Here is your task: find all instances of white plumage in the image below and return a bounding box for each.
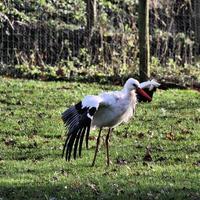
[91,89,137,128]
[62,78,156,166]
[140,79,160,91]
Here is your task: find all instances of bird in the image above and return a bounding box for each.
[61,78,152,166]
[138,79,160,102]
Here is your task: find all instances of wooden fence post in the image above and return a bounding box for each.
[138,0,150,81]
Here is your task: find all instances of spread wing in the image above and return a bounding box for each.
[61,95,105,161]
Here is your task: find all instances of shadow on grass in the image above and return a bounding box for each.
[1,184,199,200]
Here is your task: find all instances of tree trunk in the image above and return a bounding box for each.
[193,0,200,55]
[85,0,97,39]
[85,0,97,64]
[138,0,150,82]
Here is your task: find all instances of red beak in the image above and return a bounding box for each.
[136,88,152,102]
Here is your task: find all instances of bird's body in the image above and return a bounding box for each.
[61,78,155,166]
[90,89,136,129]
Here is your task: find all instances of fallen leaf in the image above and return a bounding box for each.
[49,197,57,200]
[27,169,35,173]
[156,156,166,162]
[138,132,145,139]
[147,192,153,197]
[155,145,164,151]
[102,171,109,176]
[87,183,99,194]
[16,100,23,105]
[57,86,71,90]
[166,132,175,140]
[143,147,153,162]
[60,169,68,176]
[143,162,148,166]
[160,108,167,114]
[174,157,182,162]
[147,130,154,138]
[135,144,143,149]
[4,138,16,146]
[52,176,59,181]
[116,157,128,165]
[181,128,192,134]
[193,161,200,167]
[38,112,45,118]
[123,132,130,138]
[88,136,96,141]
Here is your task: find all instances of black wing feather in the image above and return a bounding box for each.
[62,133,71,158]
[85,126,91,150]
[62,102,97,161]
[79,126,86,157]
[73,127,84,159]
[85,107,96,149]
[66,127,79,161]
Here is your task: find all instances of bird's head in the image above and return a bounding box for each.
[124,78,152,102]
[124,78,140,91]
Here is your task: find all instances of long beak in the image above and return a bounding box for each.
[136,88,152,102]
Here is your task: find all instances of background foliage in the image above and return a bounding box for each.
[0,0,200,85]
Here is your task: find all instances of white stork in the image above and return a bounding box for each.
[61,78,158,166]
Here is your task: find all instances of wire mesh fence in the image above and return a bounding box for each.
[0,0,199,79]
[150,0,197,65]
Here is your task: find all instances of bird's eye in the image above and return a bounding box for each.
[132,83,137,87]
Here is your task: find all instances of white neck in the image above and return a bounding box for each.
[122,88,136,97]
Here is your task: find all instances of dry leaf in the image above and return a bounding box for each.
[116,158,128,165]
[193,161,200,167]
[143,147,153,162]
[156,156,166,162]
[87,183,99,194]
[4,138,16,146]
[88,136,97,141]
[138,132,145,139]
[166,132,175,140]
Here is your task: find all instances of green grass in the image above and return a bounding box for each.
[0,77,200,200]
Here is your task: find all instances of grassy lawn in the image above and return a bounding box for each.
[0,77,200,200]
